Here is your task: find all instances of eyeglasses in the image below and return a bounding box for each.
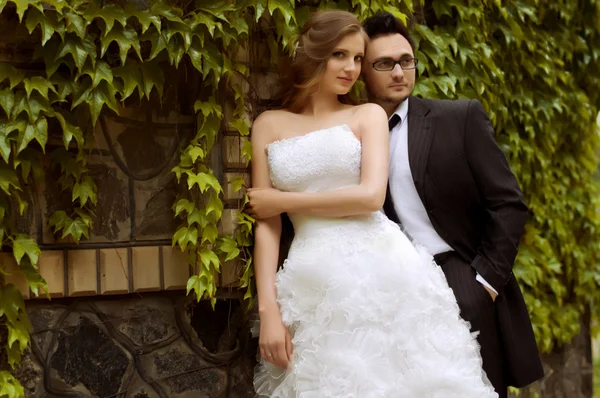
[372,58,418,71]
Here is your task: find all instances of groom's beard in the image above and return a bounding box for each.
[366,87,411,110]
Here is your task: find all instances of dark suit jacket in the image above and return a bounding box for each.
[383,96,544,387]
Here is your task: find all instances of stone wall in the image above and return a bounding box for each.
[12,294,257,398]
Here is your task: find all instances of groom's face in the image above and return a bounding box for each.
[363,33,416,107]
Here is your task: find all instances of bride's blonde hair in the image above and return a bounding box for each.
[278,10,368,111]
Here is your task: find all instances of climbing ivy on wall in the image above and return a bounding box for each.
[0,0,598,396]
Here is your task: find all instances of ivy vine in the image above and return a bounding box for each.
[0,0,599,397]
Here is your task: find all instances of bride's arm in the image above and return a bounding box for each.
[251,113,282,314]
[250,112,293,369]
[250,104,389,218]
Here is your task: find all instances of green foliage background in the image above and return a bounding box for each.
[0,0,598,396]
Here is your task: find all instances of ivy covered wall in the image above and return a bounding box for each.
[0,0,599,396]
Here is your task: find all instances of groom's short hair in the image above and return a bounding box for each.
[363,12,415,52]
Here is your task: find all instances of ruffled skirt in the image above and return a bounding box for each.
[254,212,498,397]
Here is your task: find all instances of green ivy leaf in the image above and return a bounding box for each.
[228,13,249,36]
[23,76,57,100]
[268,0,295,24]
[192,11,222,37]
[11,91,50,122]
[48,210,69,233]
[186,274,207,301]
[17,117,48,154]
[33,38,63,79]
[241,139,252,165]
[0,283,25,324]
[72,175,97,206]
[199,247,220,271]
[142,28,169,61]
[173,225,198,249]
[79,60,113,89]
[100,25,142,65]
[5,339,22,369]
[6,310,31,354]
[139,60,165,99]
[184,145,205,163]
[188,35,204,72]
[206,192,223,219]
[201,222,218,244]
[12,233,40,265]
[230,118,249,136]
[187,208,209,228]
[19,256,48,298]
[174,198,194,217]
[229,175,246,193]
[0,370,25,397]
[186,171,222,193]
[56,34,96,70]
[83,2,128,35]
[0,88,15,116]
[25,7,65,45]
[0,62,26,89]
[164,20,192,52]
[198,42,223,82]
[61,9,87,38]
[15,146,42,181]
[0,162,21,195]
[74,208,92,228]
[195,111,220,150]
[41,0,69,13]
[61,216,89,242]
[113,61,142,100]
[72,79,120,126]
[194,97,222,118]
[10,0,35,22]
[54,110,85,148]
[150,1,184,22]
[219,236,240,261]
[124,3,161,34]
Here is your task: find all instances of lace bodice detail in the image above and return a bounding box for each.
[267,124,361,193]
[266,123,392,253]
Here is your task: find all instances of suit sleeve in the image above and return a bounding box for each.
[464,99,529,294]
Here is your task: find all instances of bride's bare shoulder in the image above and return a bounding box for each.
[353,103,387,119]
[253,110,293,131]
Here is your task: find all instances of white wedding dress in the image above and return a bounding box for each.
[254,124,498,398]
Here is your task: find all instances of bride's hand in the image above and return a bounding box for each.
[247,187,284,219]
[259,309,294,369]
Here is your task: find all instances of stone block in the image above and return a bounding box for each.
[38,251,65,298]
[161,246,189,291]
[99,248,129,295]
[132,246,161,292]
[222,135,250,169]
[221,260,241,288]
[220,209,238,236]
[67,250,97,297]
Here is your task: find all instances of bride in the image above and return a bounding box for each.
[248,10,498,398]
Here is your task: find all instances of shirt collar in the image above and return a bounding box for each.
[390,99,409,123]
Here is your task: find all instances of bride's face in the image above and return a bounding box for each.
[320,32,365,95]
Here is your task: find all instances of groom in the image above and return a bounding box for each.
[361,12,543,396]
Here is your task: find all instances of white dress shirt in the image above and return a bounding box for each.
[388,100,498,295]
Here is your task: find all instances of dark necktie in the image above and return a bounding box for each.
[388,114,401,131]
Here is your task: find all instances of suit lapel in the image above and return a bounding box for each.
[407,96,434,204]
